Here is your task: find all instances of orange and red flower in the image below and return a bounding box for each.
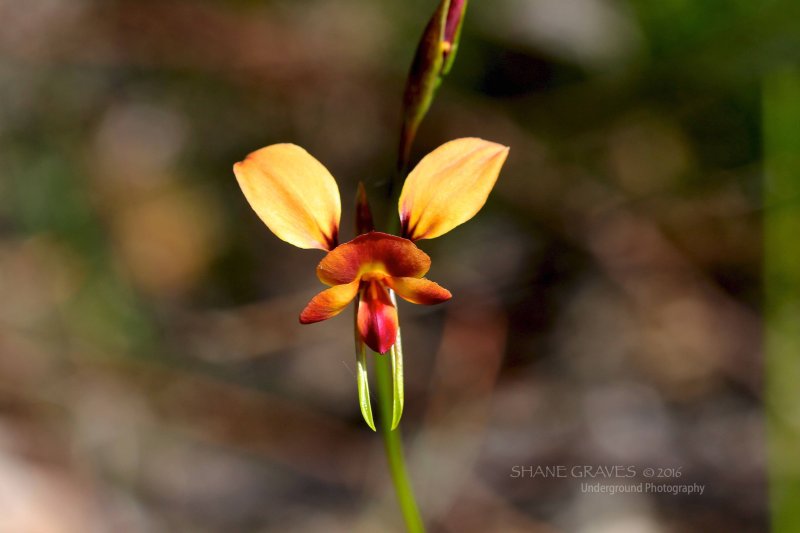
[234,137,508,354]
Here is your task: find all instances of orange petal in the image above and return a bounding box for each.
[357,280,398,354]
[299,279,360,324]
[316,232,431,286]
[234,143,341,250]
[384,276,452,305]
[399,137,509,240]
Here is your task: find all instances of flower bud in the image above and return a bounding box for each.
[398,0,468,171]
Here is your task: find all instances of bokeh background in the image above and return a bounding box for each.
[1,0,788,531]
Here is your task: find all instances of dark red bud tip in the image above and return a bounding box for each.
[444,0,466,45]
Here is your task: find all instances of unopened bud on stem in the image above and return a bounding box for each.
[398,0,468,173]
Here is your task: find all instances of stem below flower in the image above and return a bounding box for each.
[375,350,425,533]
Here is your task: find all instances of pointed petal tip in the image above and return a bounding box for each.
[374,340,394,355]
[298,311,317,324]
[362,333,394,355]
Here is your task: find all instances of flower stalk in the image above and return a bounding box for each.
[375,343,424,533]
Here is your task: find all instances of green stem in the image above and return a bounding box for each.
[764,67,800,533]
[375,352,425,533]
[377,10,437,524]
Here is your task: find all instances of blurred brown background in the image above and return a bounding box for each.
[0,0,781,531]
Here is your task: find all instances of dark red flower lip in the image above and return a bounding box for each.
[358,280,398,354]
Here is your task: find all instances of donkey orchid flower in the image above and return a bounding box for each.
[234,137,509,355]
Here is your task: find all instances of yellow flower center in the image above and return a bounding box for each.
[359,262,389,282]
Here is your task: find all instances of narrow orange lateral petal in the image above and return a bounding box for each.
[357,280,398,354]
[384,276,452,305]
[316,232,431,286]
[234,143,341,250]
[299,279,360,324]
[399,137,509,241]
